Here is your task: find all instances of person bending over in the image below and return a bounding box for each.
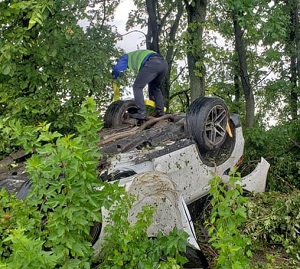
[112,49,168,120]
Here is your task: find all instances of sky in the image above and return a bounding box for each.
[113,0,146,52]
[78,0,142,51]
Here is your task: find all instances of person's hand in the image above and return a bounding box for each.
[111,70,118,80]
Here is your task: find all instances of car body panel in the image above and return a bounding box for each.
[96,125,270,254]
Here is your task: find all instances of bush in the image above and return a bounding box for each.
[0,98,123,268]
[0,97,189,268]
[206,170,252,269]
[245,190,300,261]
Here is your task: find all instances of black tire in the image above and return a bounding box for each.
[103,100,123,128]
[104,100,138,128]
[186,97,229,152]
[90,222,102,245]
[16,179,32,200]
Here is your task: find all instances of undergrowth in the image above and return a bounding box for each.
[206,170,252,269]
[0,97,188,268]
[245,190,300,262]
[199,170,300,269]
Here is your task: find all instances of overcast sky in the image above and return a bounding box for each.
[113,0,146,52]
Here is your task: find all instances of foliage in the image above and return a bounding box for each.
[0,0,119,138]
[0,188,55,268]
[0,98,124,268]
[0,97,190,268]
[243,120,300,191]
[198,170,300,268]
[108,0,299,128]
[97,194,188,268]
[245,190,300,261]
[205,0,300,127]
[206,171,252,269]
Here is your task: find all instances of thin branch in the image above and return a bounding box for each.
[120,30,147,39]
[170,65,187,85]
[170,89,189,100]
[289,137,300,149]
[99,115,175,146]
[277,175,295,190]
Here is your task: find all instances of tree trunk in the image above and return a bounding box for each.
[232,12,255,127]
[297,1,300,98]
[144,0,183,111]
[162,1,184,109]
[234,72,241,103]
[288,0,299,120]
[146,0,159,52]
[184,0,207,102]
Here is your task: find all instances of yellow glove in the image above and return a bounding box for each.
[112,82,120,102]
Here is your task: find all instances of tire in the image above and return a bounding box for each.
[186,97,229,152]
[104,100,138,128]
[16,179,32,200]
[90,222,102,245]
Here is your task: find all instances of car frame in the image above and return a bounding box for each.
[93,96,270,267]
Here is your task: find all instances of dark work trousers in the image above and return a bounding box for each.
[132,55,168,117]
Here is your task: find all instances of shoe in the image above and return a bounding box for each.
[136,119,147,126]
[151,112,165,118]
[129,113,146,120]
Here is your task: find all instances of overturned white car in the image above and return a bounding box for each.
[5,96,269,268]
[93,96,270,268]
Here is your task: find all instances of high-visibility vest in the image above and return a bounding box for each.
[127,50,155,72]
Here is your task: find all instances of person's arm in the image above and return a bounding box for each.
[112,54,128,79]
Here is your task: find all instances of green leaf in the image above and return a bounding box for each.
[2,65,11,75]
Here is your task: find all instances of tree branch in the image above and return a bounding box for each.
[120,30,147,39]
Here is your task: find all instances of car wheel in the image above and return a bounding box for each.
[90,222,102,245]
[103,100,138,128]
[16,179,32,200]
[186,97,229,152]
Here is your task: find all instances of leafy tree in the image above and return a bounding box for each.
[285,0,300,120]
[183,0,207,102]
[0,98,124,268]
[252,0,299,125]
[0,0,120,136]
[207,0,271,127]
[207,0,300,128]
